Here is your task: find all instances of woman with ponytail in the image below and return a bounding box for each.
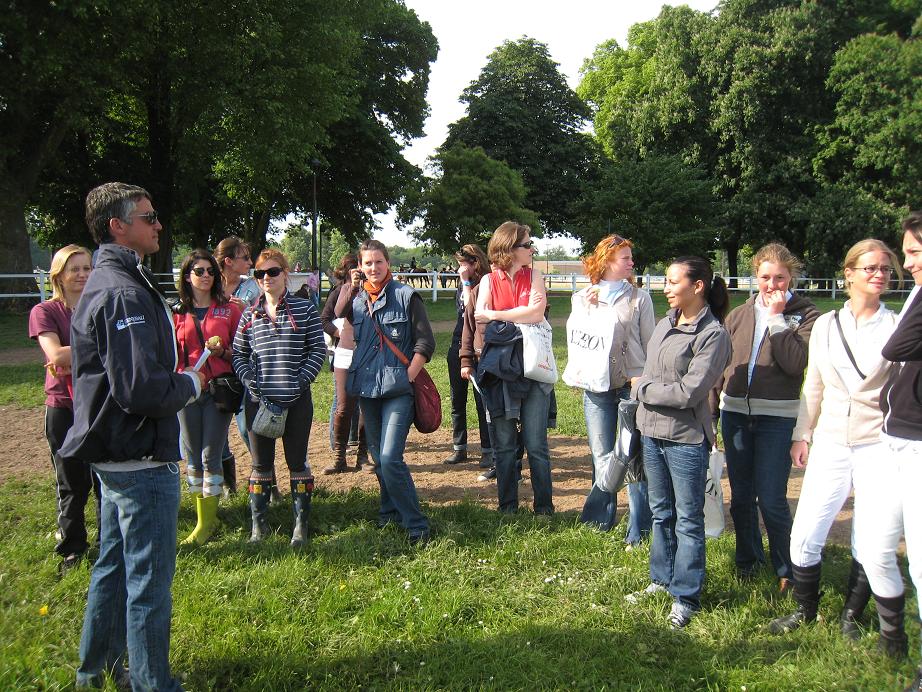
[626,256,731,629]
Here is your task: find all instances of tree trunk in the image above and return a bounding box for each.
[146,54,175,276]
[0,194,41,310]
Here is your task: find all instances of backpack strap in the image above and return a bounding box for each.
[833,310,866,380]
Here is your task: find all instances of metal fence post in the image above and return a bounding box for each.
[431,273,437,301]
[38,270,47,302]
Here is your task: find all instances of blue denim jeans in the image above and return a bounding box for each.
[721,411,796,578]
[492,380,554,514]
[360,394,429,536]
[178,392,232,495]
[77,463,183,692]
[581,388,652,537]
[642,436,708,611]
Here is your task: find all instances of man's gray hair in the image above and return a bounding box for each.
[85,182,151,244]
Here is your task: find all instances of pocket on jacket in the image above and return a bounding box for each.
[380,313,409,346]
[381,365,412,397]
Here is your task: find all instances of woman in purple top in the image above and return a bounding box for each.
[28,244,97,572]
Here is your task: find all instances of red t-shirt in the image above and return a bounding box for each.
[174,301,243,383]
[28,300,73,409]
[489,267,532,311]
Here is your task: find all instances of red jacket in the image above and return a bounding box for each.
[174,301,243,384]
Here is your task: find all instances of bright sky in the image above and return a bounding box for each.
[373,0,717,253]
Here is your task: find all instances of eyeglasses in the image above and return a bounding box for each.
[608,234,626,248]
[854,265,893,276]
[513,241,535,249]
[128,211,159,225]
[189,266,216,277]
[254,266,283,280]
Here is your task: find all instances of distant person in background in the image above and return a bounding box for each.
[565,234,655,540]
[719,244,819,590]
[233,249,326,546]
[173,250,242,545]
[627,256,730,629]
[214,235,261,496]
[29,243,98,573]
[445,244,493,467]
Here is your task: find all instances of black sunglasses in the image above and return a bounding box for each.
[128,211,159,225]
[513,240,535,249]
[254,266,283,280]
[189,266,216,277]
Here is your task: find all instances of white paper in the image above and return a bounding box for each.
[192,348,211,372]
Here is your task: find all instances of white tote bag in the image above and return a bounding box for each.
[704,447,726,539]
[562,304,614,392]
[517,318,558,384]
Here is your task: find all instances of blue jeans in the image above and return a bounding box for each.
[643,436,708,611]
[581,388,652,537]
[492,380,554,514]
[721,411,796,578]
[360,394,429,536]
[77,463,183,692]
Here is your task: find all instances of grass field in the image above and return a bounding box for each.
[1,291,919,690]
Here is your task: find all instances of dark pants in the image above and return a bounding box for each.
[45,405,100,557]
[245,392,313,475]
[447,337,491,452]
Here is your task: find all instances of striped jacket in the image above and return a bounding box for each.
[232,290,326,407]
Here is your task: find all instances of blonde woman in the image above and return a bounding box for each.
[565,234,655,539]
[28,244,97,572]
[769,239,900,638]
[720,244,820,587]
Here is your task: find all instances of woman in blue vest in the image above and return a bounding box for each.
[346,239,435,544]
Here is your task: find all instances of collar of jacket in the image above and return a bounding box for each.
[95,243,164,298]
[483,320,523,344]
[667,304,712,332]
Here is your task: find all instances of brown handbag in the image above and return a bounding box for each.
[367,301,442,434]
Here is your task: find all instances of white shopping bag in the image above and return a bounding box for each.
[517,318,557,384]
[704,447,726,539]
[562,304,614,392]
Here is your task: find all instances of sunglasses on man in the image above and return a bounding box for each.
[253,266,284,280]
[128,211,159,225]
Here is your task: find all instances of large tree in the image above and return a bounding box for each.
[443,37,593,235]
[398,143,540,253]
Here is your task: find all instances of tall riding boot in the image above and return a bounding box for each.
[290,475,314,548]
[355,421,369,471]
[248,476,273,542]
[840,558,872,640]
[769,563,822,634]
[323,407,352,474]
[222,454,238,498]
[183,495,221,546]
[876,592,909,659]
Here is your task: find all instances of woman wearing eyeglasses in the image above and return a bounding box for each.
[173,250,243,545]
[233,249,326,546]
[445,244,493,467]
[719,244,820,589]
[29,244,98,572]
[564,234,655,538]
[474,222,554,515]
[768,239,900,639]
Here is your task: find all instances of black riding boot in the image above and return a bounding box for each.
[840,558,872,640]
[290,475,314,548]
[222,454,238,497]
[876,593,908,659]
[248,476,272,542]
[769,563,822,634]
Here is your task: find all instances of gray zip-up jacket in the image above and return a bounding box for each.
[632,305,731,445]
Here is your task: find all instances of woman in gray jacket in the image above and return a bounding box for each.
[626,256,731,629]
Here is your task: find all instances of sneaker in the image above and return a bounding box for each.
[667,602,694,630]
[625,582,667,604]
[478,466,496,482]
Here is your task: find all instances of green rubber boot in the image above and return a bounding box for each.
[182,494,221,546]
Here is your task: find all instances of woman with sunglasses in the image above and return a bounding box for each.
[474,222,554,515]
[173,250,243,545]
[719,244,820,589]
[233,249,326,546]
[767,239,900,640]
[29,244,98,572]
[343,239,435,544]
[564,234,655,538]
[444,244,493,468]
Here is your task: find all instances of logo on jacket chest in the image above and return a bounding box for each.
[784,314,803,329]
[211,307,232,319]
[116,315,146,330]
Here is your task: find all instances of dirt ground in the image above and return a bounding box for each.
[0,404,854,547]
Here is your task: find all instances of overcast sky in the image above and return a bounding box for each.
[373,0,717,252]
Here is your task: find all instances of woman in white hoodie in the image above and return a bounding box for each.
[768,239,901,638]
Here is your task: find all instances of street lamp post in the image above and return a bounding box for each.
[311,169,318,271]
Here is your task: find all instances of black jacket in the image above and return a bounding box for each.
[476,321,532,420]
[881,288,922,440]
[59,244,197,464]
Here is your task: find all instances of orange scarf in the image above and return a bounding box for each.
[364,270,393,304]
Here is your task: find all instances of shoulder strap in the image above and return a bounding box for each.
[366,299,410,367]
[833,310,866,380]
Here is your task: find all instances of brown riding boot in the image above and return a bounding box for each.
[323,405,353,474]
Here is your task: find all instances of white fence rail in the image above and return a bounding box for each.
[2,271,915,303]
